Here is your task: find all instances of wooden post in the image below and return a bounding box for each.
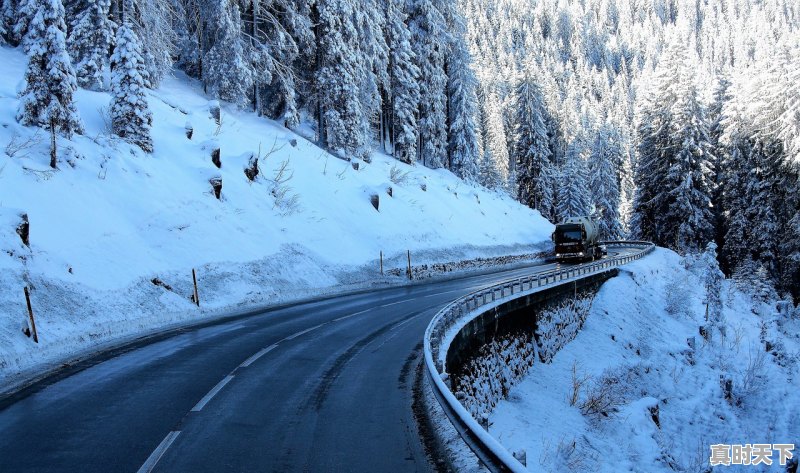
[192,269,200,307]
[406,250,412,280]
[49,120,57,169]
[380,251,383,275]
[24,287,38,343]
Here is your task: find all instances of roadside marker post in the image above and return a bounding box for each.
[24,286,39,343]
[407,250,412,280]
[192,269,200,307]
[380,251,383,275]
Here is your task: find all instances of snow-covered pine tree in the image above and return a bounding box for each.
[633,38,714,253]
[744,142,781,274]
[387,0,420,164]
[777,169,800,298]
[239,0,312,128]
[779,43,800,164]
[664,57,715,253]
[446,18,480,182]
[478,145,503,191]
[203,0,252,107]
[707,76,731,251]
[11,0,35,46]
[0,0,7,43]
[719,140,750,272]
[588,124,624,239]
[316,0,368,159]
[354,0,388,157]
[118,0,175,87]
[482,91,510,190]
[513,66,554,219]
[409,0,448,168]
[67,0,116,90]
[110,22,153,152]
[556,139,591,219]
[700,241,724,331]
[17,0,83,147]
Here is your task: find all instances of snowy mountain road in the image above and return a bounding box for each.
[0,250,638,473]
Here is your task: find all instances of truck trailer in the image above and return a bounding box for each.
[552,216,605,262]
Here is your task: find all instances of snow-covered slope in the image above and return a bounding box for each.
[0,45,553,385]
[490,249,799,472]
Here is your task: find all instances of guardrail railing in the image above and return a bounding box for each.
[422,241,655,472]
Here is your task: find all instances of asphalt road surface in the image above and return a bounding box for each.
[0,249,638,473]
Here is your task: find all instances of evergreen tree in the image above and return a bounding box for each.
[110,23,153,152]
[588,125,624,239]
[387,0,420,164]
[707,76,731,255]
[316,0,368,159]
[719,139,751,272]
[777,169,800,299]
[700,241,724,331]
[633,40,714,253]
[478,145,503,190]
[409,0,448,168]
[513,67,553,218]
[354,0,388,149]
[120,0,175,87]
[12,0,35,46]
[446,24,480,182]
[556,142,591,219]
[17,0,83,139]
[482,91,510,190]
[743,142,781,273]
[0,0,7,44]
[67,0,116,90]
[665,63,715,253]
[203,0,252,107]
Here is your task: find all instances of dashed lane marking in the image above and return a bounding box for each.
[379,298,415,308]
[190,375,234,412]
[423,289,465,298]
[284,324,324,341]
[136,431,181,473]
[333,308,370,322]
[239,344,279,368]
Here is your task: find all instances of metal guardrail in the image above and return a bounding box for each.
[422,241,655,472]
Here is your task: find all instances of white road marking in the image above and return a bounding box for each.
[423,289,464,298]
[239,344,278,368]
[333,308,371,322]
[284,324,324,341]
[191,375,234,412]
[136,431,181,473]
[380,298,415,307]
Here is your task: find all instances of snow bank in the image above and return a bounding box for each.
[490,248,800,472]
[0,45,553,387]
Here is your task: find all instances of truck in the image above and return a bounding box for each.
[552,216,605,262]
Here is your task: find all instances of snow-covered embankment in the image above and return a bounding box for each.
[490,249,799,472]
[0,45,553,389]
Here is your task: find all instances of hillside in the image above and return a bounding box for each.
[0,45,553,385]
[490,249,800,472]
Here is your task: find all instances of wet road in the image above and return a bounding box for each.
[0,252,635,473]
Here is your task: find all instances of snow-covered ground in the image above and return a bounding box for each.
[490,249,799,472]
[0,44,553,389]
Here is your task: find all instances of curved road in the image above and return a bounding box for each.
[0,249,637,472]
